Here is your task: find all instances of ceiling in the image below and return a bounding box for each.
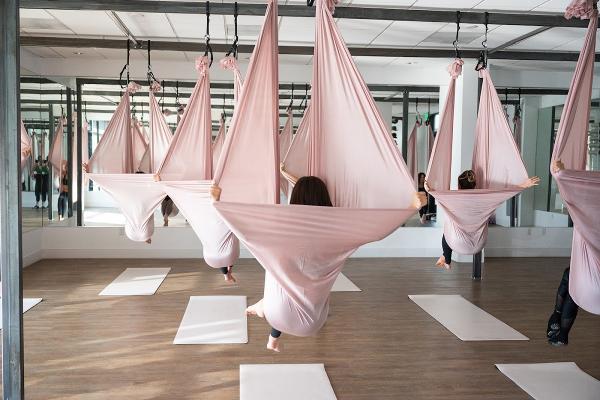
[19,0,594,71]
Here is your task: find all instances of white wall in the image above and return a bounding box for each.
[22,224,573,267]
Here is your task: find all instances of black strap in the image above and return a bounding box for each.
[204,1,214,66]
[307,0,315,5]
[226,2,239,58]
[453,11,461,59]
[147,40,159,86]
[289,83,295,109]
[475,13,489,71]
[119,39,131,89]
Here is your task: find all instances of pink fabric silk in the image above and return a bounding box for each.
[212,117,226,173]
[20,121,32,169]
[551,2,600,315]
[427,123,434,158]
[513,115,522,152]
[282,104,311,181]
[426,62,529,254]
[215,0,417,337]
[48,118,65,175]
[407,121,421,187]
[87,82,140,174]
[220,56,244,104]
[132,118,149,171]
[157,59,213,181]
[279,108,293,196]
[212,0,279,204]
[139,85,173,173]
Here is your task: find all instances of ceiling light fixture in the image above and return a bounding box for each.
[73,51,83,55]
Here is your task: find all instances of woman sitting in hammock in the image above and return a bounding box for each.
[243,175,333,352]
[428,170,540,270]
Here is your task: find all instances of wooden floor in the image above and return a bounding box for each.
[8,257,600,399]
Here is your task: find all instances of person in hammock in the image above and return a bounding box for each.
[417,172,429,224]
[208,186,240,284]
[243,175,334,352]
[428,170,540,269]
[160,196,179,227]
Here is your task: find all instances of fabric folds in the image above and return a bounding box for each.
[48,118,66,175]
[551,1,600,315]
[279,108,294,196]
[20,121,32,169]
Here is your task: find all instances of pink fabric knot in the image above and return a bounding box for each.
[150,81,162,93]
[126,81,141,94]
[195,56,210,76]
[565,0,596,19]
[219,56,239,72]
[447,59,464,79]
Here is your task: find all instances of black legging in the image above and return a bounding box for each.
[270,328,281,338]
[442,235,452,265]
[220,266,230,275]
[547,267,579,344]
[57,192,68,218]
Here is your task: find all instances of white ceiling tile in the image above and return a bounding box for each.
[279,17,315,45]
[412,0,482,9]
[474,0,547,11]
[509,27,585,50]
[532,0,572,12]
[371,21,447,47]
[115,12,177,38]
[465,25,543,48]
[46,10,123,36]
[336,19,391,45]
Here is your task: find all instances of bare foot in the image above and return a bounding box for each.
[267,335,281,352]
[435,256,451,270]
[163,217,168,227]
[246,299,265,318]
[222,266,236,284]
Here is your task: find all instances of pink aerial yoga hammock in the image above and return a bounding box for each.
[551,0,600,315]
[282,104,311,181]
[48,117,66,176]
[86,81,171,242]
[427,122,435,157]
[87,82,141,174]
[20,121,32,169]
[161,0,279,268]
[139,83,173,173]
[426,60,529,255]
[279,107,293,196]
[212,57,244,172]
[407,120,421,187]
[131,117,149,171]
[215,0,417,337]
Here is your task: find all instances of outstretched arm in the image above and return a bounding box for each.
[519,176,541,189]
[280,163,299,186]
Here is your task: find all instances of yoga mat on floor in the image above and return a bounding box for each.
[409,294,528,341]
[0,298,43,329]
[174,296,247,344]
[99,267,170,296]
[331,273,361,292]
[496,363,600,400]
[240,364,337,400]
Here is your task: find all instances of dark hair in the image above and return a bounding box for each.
[289,176,333,207]
[458,170,476,189]
[417,172,426,185]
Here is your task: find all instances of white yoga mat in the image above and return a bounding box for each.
[497,363,600,400]
[0,298,43,329]
[409,294,528,341]
[240,364,337,400]
[174,296,247,344]
[331,273,361,292]
[99,267,170,296]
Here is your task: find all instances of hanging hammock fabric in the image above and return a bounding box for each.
[279,108,293,196]
[426,61,528,255]
[212,117,226,173]
[132,117,149,171]
[212,57,245,172]
[48,117,66,175]
[20,121,32,169]
[161,0,279,267]
[139,83,173,173]
[86,82,171,242]
[427,123,435,157]
[282,104,311,180]
[551,0,600,315]
[87,82,140,174]
[407,121,421,187]
[215,0,416,337]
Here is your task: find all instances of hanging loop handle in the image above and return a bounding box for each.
[452,11,461,59]
[226,2,239,58]
[119,39,131,89]
[475,13,489,71]
[204,1,214,67]
[147,40,160,86]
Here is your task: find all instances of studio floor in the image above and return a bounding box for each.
[6,257,600,399]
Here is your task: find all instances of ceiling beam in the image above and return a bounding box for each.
[20,36,591,62]
[19,0,594,28]
[489,26,552,54]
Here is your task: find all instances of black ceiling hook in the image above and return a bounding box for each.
[147,40,160,86]
[226,2,239,58]
[119,39,131,89]
[453,11,461,59]
[204,1,214,67]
